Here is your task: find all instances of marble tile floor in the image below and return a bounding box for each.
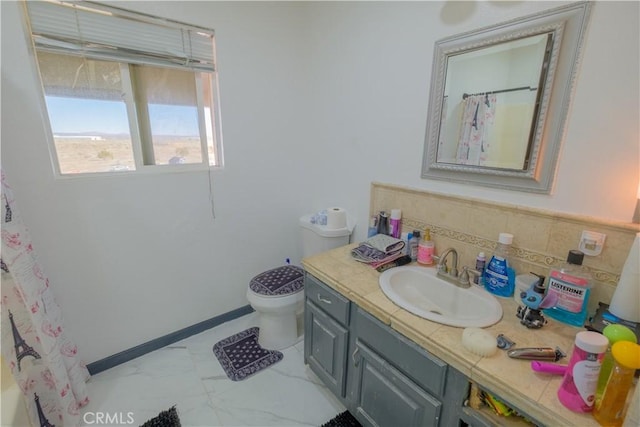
[80,312,345,426]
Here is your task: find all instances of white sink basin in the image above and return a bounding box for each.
[379,266,503,328]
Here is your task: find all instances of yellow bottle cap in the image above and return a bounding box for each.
[611,341,640,370]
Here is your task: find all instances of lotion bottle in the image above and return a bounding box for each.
[417,229,434,265]
[558,330,609,412]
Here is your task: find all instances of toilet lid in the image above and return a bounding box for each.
[249,265,304,296]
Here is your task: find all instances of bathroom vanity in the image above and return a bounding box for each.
[302,244,616,427]
[305,274,473,426]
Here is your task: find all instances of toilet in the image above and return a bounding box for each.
[246,213,354,350]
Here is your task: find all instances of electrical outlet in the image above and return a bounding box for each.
[579,231,606,256]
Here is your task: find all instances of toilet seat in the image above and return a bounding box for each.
[249,265,304,296]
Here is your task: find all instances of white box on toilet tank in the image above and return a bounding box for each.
[299,214,354,258]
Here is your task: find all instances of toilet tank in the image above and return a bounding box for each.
[299,214,355,258]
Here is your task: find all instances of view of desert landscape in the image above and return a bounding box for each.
[54,136,206,174]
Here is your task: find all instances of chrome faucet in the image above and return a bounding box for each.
[434,247,461,283]
[434,248,476,289]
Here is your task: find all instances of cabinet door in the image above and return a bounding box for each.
[350,339,442,427]
[304,300,349,397]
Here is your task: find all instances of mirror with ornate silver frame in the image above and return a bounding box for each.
[421,2,592,193]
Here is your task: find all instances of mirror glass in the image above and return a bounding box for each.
[437,34,551,170]
[422,2,592,193]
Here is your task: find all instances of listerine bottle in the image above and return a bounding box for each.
[483,233,516,298]
[543,250,592,327]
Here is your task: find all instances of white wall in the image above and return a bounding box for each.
[1,1,638,364]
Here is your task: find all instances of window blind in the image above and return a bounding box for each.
[26,0,215,72]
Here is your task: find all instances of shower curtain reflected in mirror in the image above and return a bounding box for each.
[1,170,90,426]
[455,94,497,165]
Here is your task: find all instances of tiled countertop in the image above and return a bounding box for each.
[302,244,637,427]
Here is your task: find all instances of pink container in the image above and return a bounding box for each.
[557,331,609,412]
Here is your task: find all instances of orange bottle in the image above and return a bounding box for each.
[593,341,640,426]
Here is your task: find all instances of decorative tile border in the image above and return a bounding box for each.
[402,218,620,286]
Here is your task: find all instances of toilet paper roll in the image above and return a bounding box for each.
[609,232,640,322]
[326,207,347,230]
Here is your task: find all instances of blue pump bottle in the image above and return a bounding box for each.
[483,233,516,298]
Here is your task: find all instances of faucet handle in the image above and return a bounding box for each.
[461,266,482,285]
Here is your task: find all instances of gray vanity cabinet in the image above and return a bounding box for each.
[304,273,471,427]
[348,307,468,427]
[348,337,442,426]
[304,274,351,399]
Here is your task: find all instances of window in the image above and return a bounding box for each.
[25,0,223,175]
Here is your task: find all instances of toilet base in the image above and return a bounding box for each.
[258,310,301,350]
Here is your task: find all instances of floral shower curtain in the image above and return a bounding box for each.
[455,93,497,165]
[1,170,90,426]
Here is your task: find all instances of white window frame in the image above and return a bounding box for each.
[24,0,224,177]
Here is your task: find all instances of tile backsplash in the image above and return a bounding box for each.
[370,182,640,316]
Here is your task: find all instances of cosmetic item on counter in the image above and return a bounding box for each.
[543,250,592,327]
[409,230,420,262]
[557,330,609,413]
[401,232,411,256]
[377,211,389,235]
[483,233,515,298]
[507,347,566,362]
[417,228,435,265]
[389,209,402,239]
[367,215,378,238]
[608,232,640,323]
[593,341,640,426]
[531,361,567,375]
[376,255,412,272]
[594,324,637,405]
[474,252,486,285]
